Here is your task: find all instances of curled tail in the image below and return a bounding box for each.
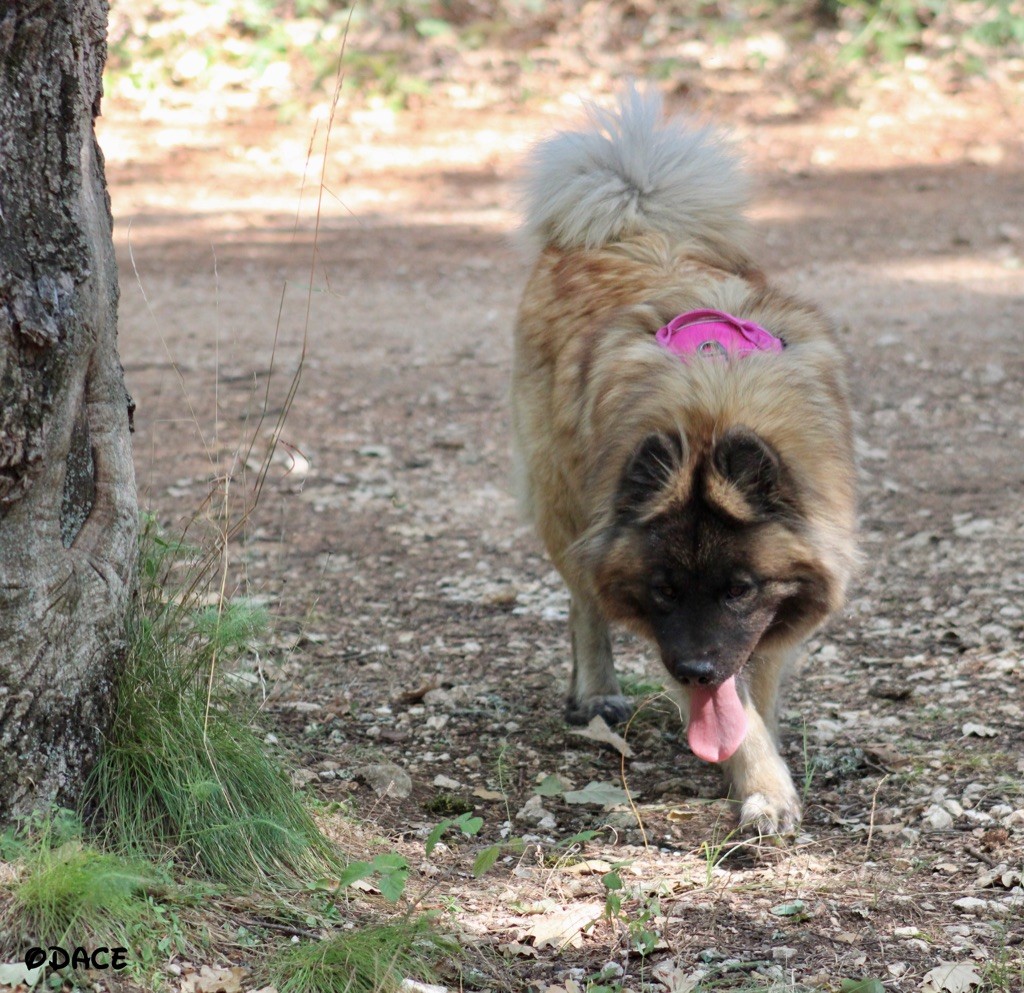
[520,86,748,252]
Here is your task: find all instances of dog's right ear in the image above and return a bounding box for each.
[616,432,686,517]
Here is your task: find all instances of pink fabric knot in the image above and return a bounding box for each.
[655,309,784,360]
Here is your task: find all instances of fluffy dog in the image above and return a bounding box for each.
[511,88,857,833]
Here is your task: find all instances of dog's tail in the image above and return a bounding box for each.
[520,86,748,253]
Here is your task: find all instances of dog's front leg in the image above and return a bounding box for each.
[723,705,801,835]
[565,592,632,726]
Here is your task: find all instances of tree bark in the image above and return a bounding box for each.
[0,0,136,818]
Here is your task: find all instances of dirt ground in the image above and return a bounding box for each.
[102,60,1024,993]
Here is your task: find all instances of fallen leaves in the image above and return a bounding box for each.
[180,964,248,993]
[569,715,634,758]
[961,722,998,738]
[650,959,701,992]
[0,961,42,988]
[561,782,631,808]
[920,961,983,993]
[523,902,604,951]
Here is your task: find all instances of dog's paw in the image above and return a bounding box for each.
[565,694,633,727]
[737,790,802,837]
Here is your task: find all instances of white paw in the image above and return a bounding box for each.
[738,790,802,836]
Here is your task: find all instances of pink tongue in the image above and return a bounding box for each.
[686,676,748,763]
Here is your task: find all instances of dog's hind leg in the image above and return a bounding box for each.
[565,591,632,726]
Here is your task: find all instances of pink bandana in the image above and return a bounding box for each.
[655,309,783,360]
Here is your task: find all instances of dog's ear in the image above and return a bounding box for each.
[617,432,686,516]
[712,427,783,517]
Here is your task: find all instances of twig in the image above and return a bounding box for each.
[966,844,1000,868]
[864,773,889,856]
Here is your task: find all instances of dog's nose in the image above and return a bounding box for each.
[671,658,716,685]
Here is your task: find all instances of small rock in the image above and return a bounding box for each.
[952,896,989,915]
[922,804,955,830]
[422,685,475,711]
[433,774,462,790]
[869,678,913,701]
[358,762,413,799]
[516,795,555,829]
[990,868,1022,889]
[772,946,797,963]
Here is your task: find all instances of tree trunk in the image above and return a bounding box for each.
[0,1,136,819]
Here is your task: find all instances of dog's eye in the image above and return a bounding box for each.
[723,580,758,605]
[651,584,676,608]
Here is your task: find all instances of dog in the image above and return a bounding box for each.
[511,88,858,833]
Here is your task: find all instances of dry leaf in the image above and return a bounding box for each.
[497,941,539,958]
[395,682,439,705]
[561,858,614,875]
[920,961,982,993]
[472,787,506,801]
[651,959,701,992]
[0,960,43,987]
[863,743,910,768]
[398,981,447,993]
[181,965,247,993]
[961,722,998,738]
[525,903,604,950]
[561,781,630,807]
[569,715,634,758]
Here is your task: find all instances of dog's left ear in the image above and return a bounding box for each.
[712,427,783,516]
[616,432,686,517]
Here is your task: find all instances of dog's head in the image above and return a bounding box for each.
[581,425,837,689]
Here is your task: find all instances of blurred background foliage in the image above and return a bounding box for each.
[106,0,1024,112]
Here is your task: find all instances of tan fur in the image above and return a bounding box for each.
[512,229,858,835]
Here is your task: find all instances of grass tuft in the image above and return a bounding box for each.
[266,918,457,993]
[1,812,166,953]
[82,516,340,885]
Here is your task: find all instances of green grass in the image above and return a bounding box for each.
[82,516,340,884]
[6,825,161,947]
[0,812,202,982]
[982,935,1024,993]
[266,918,457,993]
[0,516,464,989]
